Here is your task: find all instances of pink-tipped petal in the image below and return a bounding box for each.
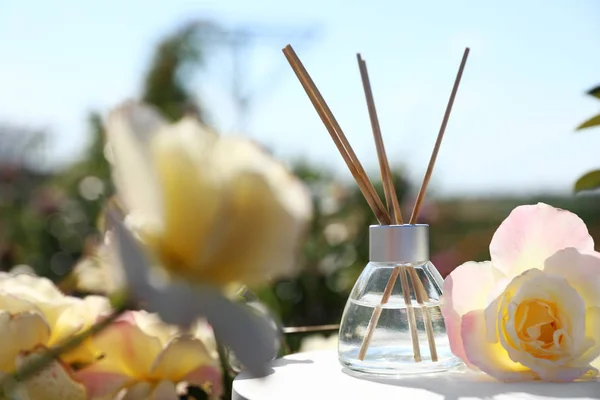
[75,367,131,399]
[461,309,536,381]
[544,248,600,306]
[150,335,220,392]
[441,261,505,365]
[490,203,594,278]
[89,315,163,377]
[442,306,469,366]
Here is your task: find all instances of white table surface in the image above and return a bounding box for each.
[233,350,600,400]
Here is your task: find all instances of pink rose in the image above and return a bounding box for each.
[441,203,600,381]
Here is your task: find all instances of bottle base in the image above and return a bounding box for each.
[338,346,463,376]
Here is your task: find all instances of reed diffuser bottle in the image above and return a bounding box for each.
[338,224,461,375]
[282,42,470,376]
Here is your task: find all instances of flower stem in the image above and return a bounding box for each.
[216,342,233,400]
[0,303,128,397]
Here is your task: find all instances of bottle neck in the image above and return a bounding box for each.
[369,224,429,263]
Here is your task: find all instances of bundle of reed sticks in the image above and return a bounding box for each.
[282,45,469,363]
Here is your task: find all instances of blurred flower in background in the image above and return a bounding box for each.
[78,100,313,378]
[77,310,222,399]
[0,272,111,399]
[104,101,312,289]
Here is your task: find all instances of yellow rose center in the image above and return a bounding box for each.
[513,299,563,359]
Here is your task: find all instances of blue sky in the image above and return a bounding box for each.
[1,0,599,196]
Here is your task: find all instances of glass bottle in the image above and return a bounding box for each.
[338,224,462,375]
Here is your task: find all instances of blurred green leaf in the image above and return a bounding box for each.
[587,85,600,100]
[142,20,219,123]
[576,114,600,130]
[574,170,600,193]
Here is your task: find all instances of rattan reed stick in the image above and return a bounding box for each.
[409,48,470,223]
[356,54,403,224]
[408,266,438,361]
[399,265,422,362]
[357,266,400,360]
[282,45,391,224]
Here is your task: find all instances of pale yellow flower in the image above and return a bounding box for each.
[98,101,309,377]
[0,272,112,399]
[443,203,600,381]
[105,101,312,288]
[76,310,221,399]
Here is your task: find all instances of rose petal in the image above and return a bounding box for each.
[0,292,40,314]
[0,280,81,340]
[149,120,221,272]
[579,307,600,366]
[56,295,113,366]
[16,351,87,400]
[75,366,131,399]
[150,335,217,381]
[494,270,588,370]
[462,309,536,381]
[441,261,506,364]
[0,311,50,372]
[90,316,163,377]
[490,203,594,278]
[106,101,166,226]
[213,136,312,223]
[195,172,284,285]
[544,248,600,306]
[207,137,313,284]
[190,319,218,359]
[0,276,82,346]
[131,310,179,346]
[442,261,506,316]
[58,296,116,365]
[484,294,503,344]
[0,272,66,303]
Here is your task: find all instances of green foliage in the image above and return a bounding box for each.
[587,85,600,100]
[574,170,600,193]
[0,126,57,275]
[141,20,220,123]
[576,84,600,131]
[52,112,113,231]
[573,83,600,192]
[577,114,600,130]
